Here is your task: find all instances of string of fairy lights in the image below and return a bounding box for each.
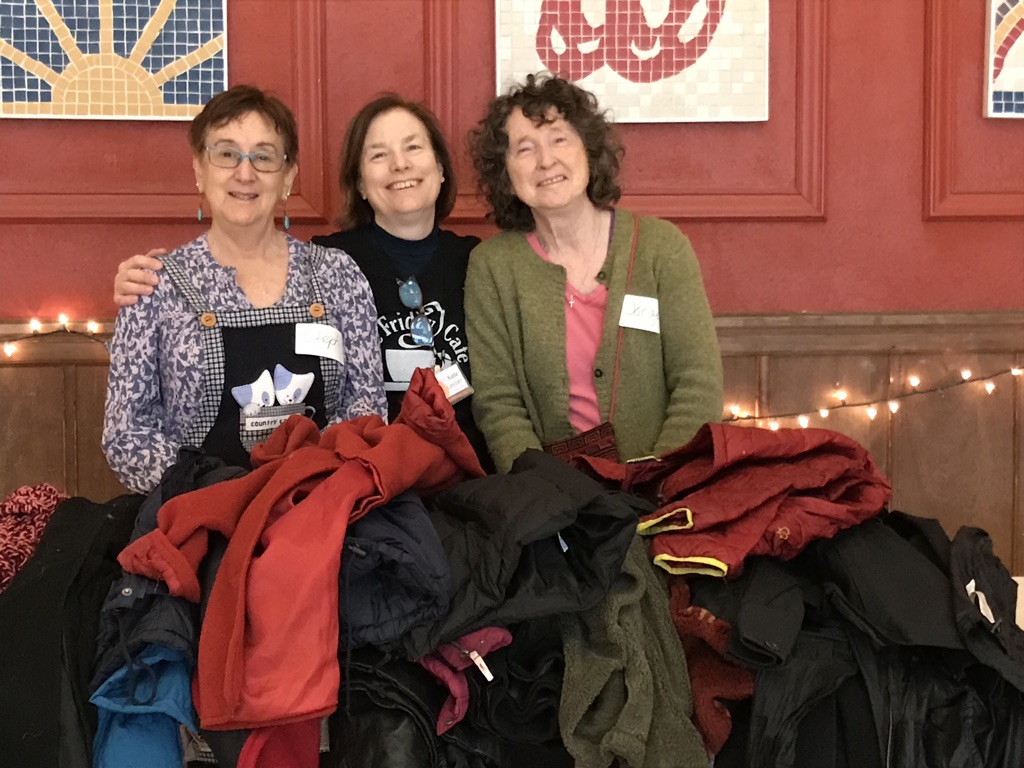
[1,317,108,358]
[725,364,1023,430]
[3,317,1023,431]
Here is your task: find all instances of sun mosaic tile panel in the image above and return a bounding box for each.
[0,0,227,119]
[496,0,769,123]
[988,0,1024,117]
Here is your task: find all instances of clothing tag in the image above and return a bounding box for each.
[435,362,474,404]
[468,650,494,682]
[966,578,996,623]
[295,323,344,363]
[557,532,569,553]
[618,294,660,334]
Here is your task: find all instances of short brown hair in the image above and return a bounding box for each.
[189,85,298,166]
[469,73,623,231]
[337,95,457,230]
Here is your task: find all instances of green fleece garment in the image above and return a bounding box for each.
[559,534,708,768]
[465,208,723,472]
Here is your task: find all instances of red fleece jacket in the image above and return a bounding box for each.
[579,423,891,578]
[118,369,483,729]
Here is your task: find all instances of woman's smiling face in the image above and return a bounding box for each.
[503,107,590,217]
[358,107,443,229]
[194,110,297,230]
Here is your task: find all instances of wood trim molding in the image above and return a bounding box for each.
[924,1,1024,220]
[0,1,329,224]
[435,0,827,223]
[716,311,1024,355]
[424,0,460,135]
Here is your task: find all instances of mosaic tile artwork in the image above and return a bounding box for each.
[988,0,1024,117]
[496,0,769,123]
[0,0,227,119]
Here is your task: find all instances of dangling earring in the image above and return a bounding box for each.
[282,193,291,231]
[196,184,203,222]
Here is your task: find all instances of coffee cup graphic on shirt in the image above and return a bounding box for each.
[385,348,436,383]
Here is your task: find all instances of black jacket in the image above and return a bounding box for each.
[0,494,140,768]
[401,449,645,660]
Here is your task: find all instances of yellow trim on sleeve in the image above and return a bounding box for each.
[651,554,729,577]
[637,506,694,535]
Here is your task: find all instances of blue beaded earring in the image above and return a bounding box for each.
[196,184,203,222]
[282,193,291,231]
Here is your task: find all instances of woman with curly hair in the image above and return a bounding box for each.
[465,73,723,472]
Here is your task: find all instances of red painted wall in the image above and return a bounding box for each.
[1,0,1021,323]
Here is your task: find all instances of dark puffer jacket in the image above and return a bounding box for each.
[401,449,646,660]
[339,491,452,652]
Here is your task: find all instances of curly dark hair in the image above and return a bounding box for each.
[189,85,297,166]
[336,95,457,230]
[468,73,623,231]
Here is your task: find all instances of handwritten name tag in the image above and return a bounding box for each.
[295,323,345,363]
[618,294,660,334]
[435,363,474,404]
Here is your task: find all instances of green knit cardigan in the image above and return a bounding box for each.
[465,208,723,472]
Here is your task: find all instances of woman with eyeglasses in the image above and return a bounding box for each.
[103,85,386,493]
[113,94,493,472]
[465,73,724,472]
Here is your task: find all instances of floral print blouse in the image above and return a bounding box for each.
[103,234,386,494]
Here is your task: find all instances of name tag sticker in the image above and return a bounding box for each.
[618,294,660,334]
[296,323,344,364]
[435,363,474,404]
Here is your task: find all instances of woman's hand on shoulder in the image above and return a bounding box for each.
[114,249,166,307]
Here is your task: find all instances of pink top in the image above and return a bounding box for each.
[527,232,608,433]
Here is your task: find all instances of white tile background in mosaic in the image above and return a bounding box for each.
[496,0,769,123]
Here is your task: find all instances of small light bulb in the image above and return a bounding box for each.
[985,382,995,394]
[866,406,878,420]
[2,342,16,357]
[908,375,920,388]
[729,404,740,417]
[797,415,809,428]
[819,408,829,418]
[1011,367,1022,377]
[86,321,100,334]
[835,389,848,403]
[769,421,780,431]
[888,401,900,414]
[58,313,69,326]
[29,319,42,333]
[960,369,972,380]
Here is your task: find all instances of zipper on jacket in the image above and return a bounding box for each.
[451,640,494,682]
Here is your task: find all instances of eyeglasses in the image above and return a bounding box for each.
[397,277,434,346]
[204,145,287,173]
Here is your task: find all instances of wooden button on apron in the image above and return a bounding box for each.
[309,302,325,318]
[200,312,217,328]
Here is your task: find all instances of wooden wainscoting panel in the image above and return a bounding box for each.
[890,353,1016,567]
[721,356,761,423]
[0,366,69,498]
[75,366,128,502]
[763,354,892,472]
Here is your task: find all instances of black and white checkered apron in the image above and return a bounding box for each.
[161,246,341,469]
